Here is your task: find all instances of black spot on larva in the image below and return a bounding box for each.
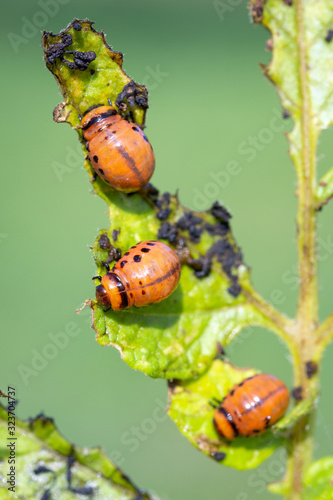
[132,126,139,132]
[112,130,117,134]
[141,248,150,253]
[72,22,82,31]
[212,451,226,462]
[82,104,104,117]
[130,245,137,249]
[326,29,333,42]
[265,416,271,428]
[143,134,149,143]
[142,290,146,295]
[218,407,239,437]
[252,429,261,434]
[305,360,318,379]
[82,108,117,130]
[147,242,155,246]
[93,155,98,163]
[134,255,142,262]
[229,389,235,396]
[86,142,90,152]
[139,281,142,285]
[120,260,127,268]
[98,168,104,175]
[292,386,303,401]
[124,252,130,256]
[130,292,134,298]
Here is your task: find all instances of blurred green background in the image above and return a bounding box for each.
[1,0,333,498]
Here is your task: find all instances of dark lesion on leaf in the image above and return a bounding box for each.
[115,80,149,126]
[212,451,226,461]
[250,0,266,23]
[215,342,226,359]
[325,29,333,43]
[282,108,291,119]
[291,386,303,401]
[33,465,55,476]
[305,360,318,379]
[66,454,95,496]
[142,185,243,297]
[44,31,96,71]
[98,233,122,265]
[155,192,172,221]
[41,490,52,500]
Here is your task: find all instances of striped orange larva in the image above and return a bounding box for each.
[82,106,155,193]
[213,374,290,439]
[95,240,181,310]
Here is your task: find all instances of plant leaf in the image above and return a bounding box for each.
[42,19,147,129]
[43,20,287,380]
[252,0,333,129]
[0,404,157,499]
[302,457,333,499]
[167,359,285,470]
[251,0,333,200]
[90,190,278,379]
[269,457,333,498]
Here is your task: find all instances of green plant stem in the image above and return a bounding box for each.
[286,1,319,497]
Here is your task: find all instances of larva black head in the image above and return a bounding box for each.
[96,284,110,307]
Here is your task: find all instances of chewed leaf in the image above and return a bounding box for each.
[251,1,333,211]
[44,20,288,379]
[42,19,147,127]
[0,404,157,499]
[90,191,273,379]
[269,457,333,499]
[252,0,333,130]
[42,19,148,198]
[167,359,284,470]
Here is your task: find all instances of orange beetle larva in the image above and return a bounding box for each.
[95,240,181,310]
[213,374,290,439]
[82,105,155,193]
